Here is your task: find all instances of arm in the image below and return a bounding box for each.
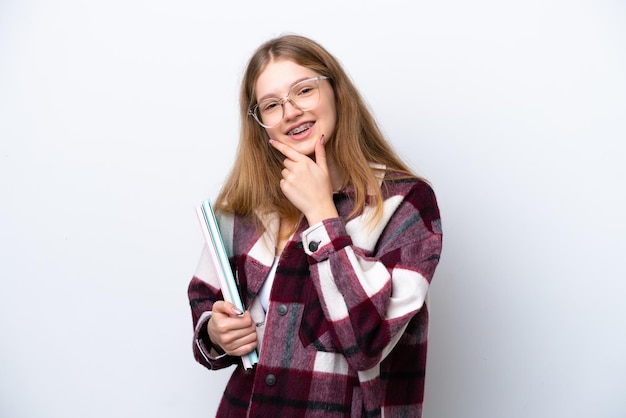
[302,181,442,371]
[188,246,238,370]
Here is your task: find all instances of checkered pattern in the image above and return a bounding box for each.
[188,177,442,417]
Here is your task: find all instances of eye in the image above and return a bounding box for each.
[260,100,280,112]
[295,85,315,97]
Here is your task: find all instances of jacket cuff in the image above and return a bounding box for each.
[193,311,233,370]
[301,218,352,262]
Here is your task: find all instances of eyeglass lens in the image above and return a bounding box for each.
[254,78,323,128]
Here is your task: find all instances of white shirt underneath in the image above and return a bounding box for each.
[259,257,279,313]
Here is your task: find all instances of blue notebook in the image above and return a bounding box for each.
[196,199,259,369]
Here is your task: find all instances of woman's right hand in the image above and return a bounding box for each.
[207,300,258,356]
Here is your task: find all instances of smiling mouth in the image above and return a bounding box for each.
[287,122,314,136]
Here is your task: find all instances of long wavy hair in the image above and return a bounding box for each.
[215,34,418,229]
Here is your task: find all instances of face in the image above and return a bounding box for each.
[254,59,336,157]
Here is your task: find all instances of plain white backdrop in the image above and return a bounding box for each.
[1,0,625,417]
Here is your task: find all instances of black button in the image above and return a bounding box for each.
[277,304,288,315]
[265,374,276,386]
[308,241,320,252]
[295,242,303,250]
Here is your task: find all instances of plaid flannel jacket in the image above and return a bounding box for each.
[188,176,442,417]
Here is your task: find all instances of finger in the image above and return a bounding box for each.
[220,328,258,355]
[282,158,296,171]
[211,311,255,336]
[219,319,256,339]
[269,139,305,161]
[225,317,257,340]
[226,336,258,356]
[215,315,258,352]
[213,300,243,316]
[314,135,328,171]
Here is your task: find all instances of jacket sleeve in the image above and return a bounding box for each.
[188,244,239,370]
[300,180,443,371]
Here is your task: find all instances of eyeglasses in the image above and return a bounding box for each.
[248,76,330,128]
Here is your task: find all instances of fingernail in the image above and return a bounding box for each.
[320,135,325,145]
[232,307,243,315]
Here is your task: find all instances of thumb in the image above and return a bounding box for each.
[214,300,243,316]
[226,302,244,316]
[314,135,328,171]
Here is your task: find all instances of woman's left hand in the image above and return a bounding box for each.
[269,135,339,225]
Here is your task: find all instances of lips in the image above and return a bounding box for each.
[287,122,314,136]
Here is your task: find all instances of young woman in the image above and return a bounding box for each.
[188,34,443,417]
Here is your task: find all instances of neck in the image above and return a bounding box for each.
[326,152,344,192]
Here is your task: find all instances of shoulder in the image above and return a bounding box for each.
[381,174,436,201]
[381,175,442,234]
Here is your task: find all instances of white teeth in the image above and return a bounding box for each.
[288,122,313,135]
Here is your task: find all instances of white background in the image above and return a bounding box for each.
[1,1,625,417]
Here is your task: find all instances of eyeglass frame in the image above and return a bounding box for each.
[247,76,331,128]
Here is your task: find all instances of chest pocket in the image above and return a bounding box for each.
[298,281,340,353]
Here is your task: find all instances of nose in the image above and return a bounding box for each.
[282,99,303,120]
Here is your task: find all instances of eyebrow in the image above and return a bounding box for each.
[257,76,315,102]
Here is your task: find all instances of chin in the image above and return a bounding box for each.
[294,142,317,157]
[282,136,315,154]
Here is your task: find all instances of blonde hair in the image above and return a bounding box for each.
[215,34,418,229]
